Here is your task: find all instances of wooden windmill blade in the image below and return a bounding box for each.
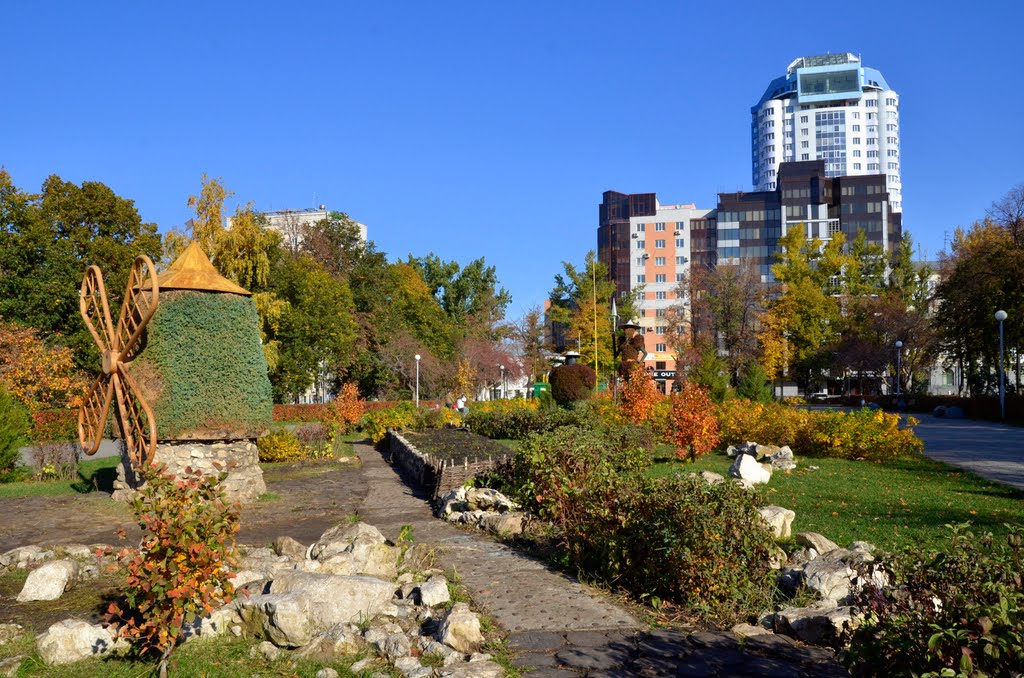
[77,255,160,466]
[115,255,159,361]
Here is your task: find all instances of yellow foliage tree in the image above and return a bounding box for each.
[0,322,87,412]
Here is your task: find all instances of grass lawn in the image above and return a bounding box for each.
[650,446,1024,554]
[0,457,120,499]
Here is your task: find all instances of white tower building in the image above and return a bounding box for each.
[751,53,901,212]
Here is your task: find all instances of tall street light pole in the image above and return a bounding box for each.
[414,354,421,408]
[996,310,1008,420]
[498,364,505,400]
[895,341,903,399]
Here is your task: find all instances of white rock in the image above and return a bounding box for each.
[699,470,725,485]
[232,570,267,589]
[270,571,396,627]
[796,532,840,554]
[1,545,53,570]
[311,522,387,561]
[775,603,862,646]
[438,661,504,678]
[373,631,411,659]
[0,656,23,677]
[36,620,117,665]
[418,576,450,607]
[731,622,773,638]
[438,487,469,516]
[251,640,281,661]
[316,669,340,678]
[55,544,94,560]
[235,592,314,647]
[350,658,382,673]
[273,536,307,560]
[728,454,772,485]
[420,639,464,666]
[438,602,484,654]
[297,624,366,660]
[479,512,524,537]
[803,558,855,603]
[464,488,518,512]
[394,656,425,677]
[17,560,79,602]
[757,506,795,540]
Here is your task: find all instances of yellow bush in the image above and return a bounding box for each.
[256,429,304,462]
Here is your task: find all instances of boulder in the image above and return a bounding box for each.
[394,656,428,677]
[17,560,79,602]
[775,603,863,647]
[36,620,117,665]
[235,592,314,647]
[698,470,725,485]
[273,536,308,560]
[0,656,23,677]
[464,488,518,512]
[726,441,758,458]
[0,545,53,571]
[371,630,411,659]
[757,506,795,540]
[730,623,774,638]
[420,638,464,666]
[728,454,772,485]
[54,544,94,560]
[795,532,840,555]
[251,640,281,661]
[311,522,388,561]
[479,512,524,537]
[316,669,340,678]
[803,557,855,602]
[270,572,396,627]
[417,576,451,607]
[438,602,484,654]
[438,487,469,517]
[347,537,399,579]
[296,624,366,660]
[766,445,797,471]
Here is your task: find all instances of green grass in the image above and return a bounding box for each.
[8,633,379,677]
[333,431,364,458]
[649,446,1024,553]
[0,456,120,499]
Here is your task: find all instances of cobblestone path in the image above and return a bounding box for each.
[355,442,851,677]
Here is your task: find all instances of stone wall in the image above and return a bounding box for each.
[386,432,508,501]
[112,440,266,504]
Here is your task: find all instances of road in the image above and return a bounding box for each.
[911,415,1024,490]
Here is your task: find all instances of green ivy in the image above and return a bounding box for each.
[134,291,272,439]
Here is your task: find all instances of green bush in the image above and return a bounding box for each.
[0,385,29,480]
[549,363,596,405]
[133,291,273,439]
[736,362,773,404]
[509,425,773,622]
[466,401,599,440]
[361,402,419,443]
[845,523,1024,677]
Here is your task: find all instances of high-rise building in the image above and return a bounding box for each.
[260,207,367,251]
[598,191,714,389]
[751,53,901,213]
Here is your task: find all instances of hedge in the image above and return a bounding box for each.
[273,401,442,421]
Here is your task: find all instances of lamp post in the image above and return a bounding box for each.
[894,341,903,399]
[498,364,505,400]
[414,354,421,408]
[996,310,1008,420]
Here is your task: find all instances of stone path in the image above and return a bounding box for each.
[354,442,850,677]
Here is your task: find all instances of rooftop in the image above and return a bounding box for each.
[787,53,859,74]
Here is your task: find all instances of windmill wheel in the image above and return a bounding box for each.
[78,256,160,468]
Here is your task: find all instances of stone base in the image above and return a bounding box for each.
[112,440,266,504]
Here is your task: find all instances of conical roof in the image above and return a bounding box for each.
[145,242,251,295]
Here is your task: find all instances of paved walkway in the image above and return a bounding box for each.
[914,415,1024,490]
[355,442,849,677]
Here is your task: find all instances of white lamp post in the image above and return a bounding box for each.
[414,354,421,408]
[996,310,1008,420]
[894,341,903,399]
[498,364,505,400]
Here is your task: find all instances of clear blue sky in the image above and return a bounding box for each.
[3,2,1022,319]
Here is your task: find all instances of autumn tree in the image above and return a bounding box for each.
[688,261,766,382]
[512,306,548,386]
[0,170,162,369]
[0,321,88,412]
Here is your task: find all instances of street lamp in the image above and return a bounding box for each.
[996,310,1008,420]
[894,341,903,399]
[498,364,505,400]
[414,354,421,408]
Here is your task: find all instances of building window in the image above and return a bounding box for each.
[636,274,646,283]
[655,343,667,352]
[636,224,645,232]
[852,112,860,119]
[655,239,665,248]
[800,128,808,136]
[655,274,667,283]
[867,138,877,145]
[866,99,878,107]
[886,97,898,106]
[655,309,667,317]
[676,273,685,282]
[852,124,860,132]
[676,255,686,265]
[800,115,808,123]
[636,240,645,249]
[656,326,666,334]
[655,291,667,300]
[852,137,860,144]
[867,150,879,158]
[636,257,645,265]
[655,257,666,266]
[801,141,808,148]
[801,153,809,160]
[868,163,879,170]
[852,150,861,157]
[853,163,862,170]
[655,222,666,231]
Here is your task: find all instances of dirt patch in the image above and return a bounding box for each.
[0,569,123,635]
[0,458,369,554]
[402,429,511,462]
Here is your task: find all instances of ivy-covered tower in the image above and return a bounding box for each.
[113,243,271,502]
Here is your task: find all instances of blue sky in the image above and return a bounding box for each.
[3,1,1022,319]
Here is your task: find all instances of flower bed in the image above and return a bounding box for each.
[387,429,511,500]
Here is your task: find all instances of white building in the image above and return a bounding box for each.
[751,53,901,213]
[260,207,367,251]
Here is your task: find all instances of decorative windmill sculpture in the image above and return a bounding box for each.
[78,255,161,469]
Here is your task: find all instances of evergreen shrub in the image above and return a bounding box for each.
[0,385,28,479]
[134,291,273,439]
[549,363,596,405]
